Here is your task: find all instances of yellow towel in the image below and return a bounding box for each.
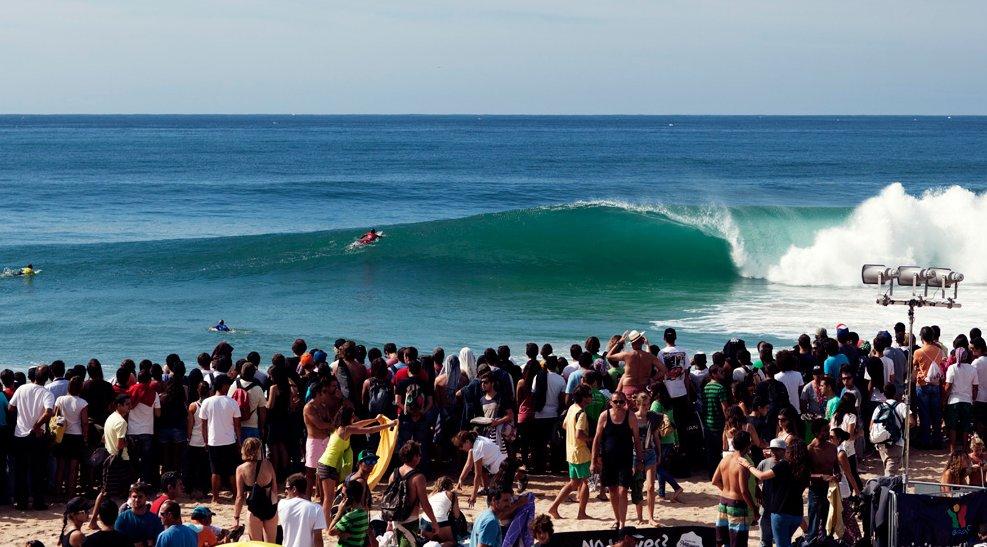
[826,484,844,538]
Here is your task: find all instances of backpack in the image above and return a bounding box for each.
[403,382,424,414]
[245,460,277,521]
[380,468,420,522]
[368,377,395,417]
[869,401,903,445]
[231,379,255,421]
[655,412,674,439]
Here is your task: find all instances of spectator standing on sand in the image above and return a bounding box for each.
[972,337,987,441]
[303,380,335,500]
[913,326,946,449]
[591,390,641,530]
[198,375,242,504]
[658,328,693,435]
[703,365,731,477]
[869,384,905,476]
[805,422,838,544]
[742,439,810,547]
[8,364,55,510]
[945,347,979,453]
[54,375,89,497]
[547,384,593,520]
[234,437,278,542]
[127,369,161,485]
[228,363,266,441]
[712,431,758,547]
[530,349,565,475]
[184,379,211,498]
[610,330,666,397]
[278,473,326,547]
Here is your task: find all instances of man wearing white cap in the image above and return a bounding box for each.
[755,439,786,547]
[609,330,665,398]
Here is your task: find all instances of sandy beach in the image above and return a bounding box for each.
[0,448,949,546]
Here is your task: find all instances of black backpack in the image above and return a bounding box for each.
[368,377,395,417]
[872,401,903,445]
[380,468,420,522]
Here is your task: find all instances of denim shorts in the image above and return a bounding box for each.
[157,427,188,444]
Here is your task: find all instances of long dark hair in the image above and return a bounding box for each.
[532,357,549,412]
[786,439,810,486]
[834,392,857,425]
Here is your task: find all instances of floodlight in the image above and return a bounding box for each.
[861,264,899,285]
[896,266,933,287]
[925,267,964,288]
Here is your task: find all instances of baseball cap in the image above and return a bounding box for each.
[312,349,328,364]
[812,365,823,375]
[191,506,215,520]
[358,449,379,465]
[769,438,788,450]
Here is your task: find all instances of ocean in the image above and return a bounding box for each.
[2,115,986,369]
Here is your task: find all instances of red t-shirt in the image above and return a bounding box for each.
[150,494,170,515]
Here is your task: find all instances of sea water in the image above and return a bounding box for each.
[1,115,986,368]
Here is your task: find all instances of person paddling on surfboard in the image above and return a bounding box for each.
[213,319,231,332]
[14,263,34,276]
[357,229,382,245]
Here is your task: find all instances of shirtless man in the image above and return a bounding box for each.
[712,430,757,547]
[303,380,335,500]
[391,440,439,547]
[806,422,839,544]
[609,330,666,397]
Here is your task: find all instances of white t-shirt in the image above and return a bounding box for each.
[658,346,689,399]
[127,393,161,436]
[831,412,857,457]
[973,356,987,404]
[472,435,507,474]
[9,383,55,438]
[864,356,895,402]
[197,394,241,446]
[55,394,89,435]
[226,379,266,428]
[427,491,454,522]
[533,372,565,419]
[689,366,709,394]
[774,371,803,407]
[870,400,907,447]
[277,496,326,547]
[945,363,980,405]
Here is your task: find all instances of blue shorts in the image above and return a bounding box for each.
[241,427,260,440]
[157,427,187,444]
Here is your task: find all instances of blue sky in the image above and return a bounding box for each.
[3,0,985,114]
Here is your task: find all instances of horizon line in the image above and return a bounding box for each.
[0,113,980,117]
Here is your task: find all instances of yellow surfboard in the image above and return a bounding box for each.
[368,414,398,488]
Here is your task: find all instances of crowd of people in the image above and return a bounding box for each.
[1,321,985,546]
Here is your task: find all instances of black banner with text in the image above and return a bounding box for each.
[552,526,714,547]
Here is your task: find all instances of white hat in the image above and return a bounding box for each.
[627,330,646,343]
[769,438,787,450]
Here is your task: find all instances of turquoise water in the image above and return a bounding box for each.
[2,116,986,367]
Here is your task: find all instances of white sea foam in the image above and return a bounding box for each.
[765,183,987,286]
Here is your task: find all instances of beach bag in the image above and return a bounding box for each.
[49,414,66,444]
[368,377,395,417]
[380,468,419,522]
[245,461,277,520]
[869,401,902,445]
[231,379,255,420]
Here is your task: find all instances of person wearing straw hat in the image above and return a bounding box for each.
[609,330,666,398]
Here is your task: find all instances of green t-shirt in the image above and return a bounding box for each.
[650,401,678,445]
[703,381,728,431]
[585,389,609,424]
[825,396,840,420]
[334,507,369,547]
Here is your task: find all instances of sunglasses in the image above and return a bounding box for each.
[612,399,627,406]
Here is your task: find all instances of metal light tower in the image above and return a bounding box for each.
[861,264,964,484]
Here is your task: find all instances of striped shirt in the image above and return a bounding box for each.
[703,381,728,431]
[334,508,369,547]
